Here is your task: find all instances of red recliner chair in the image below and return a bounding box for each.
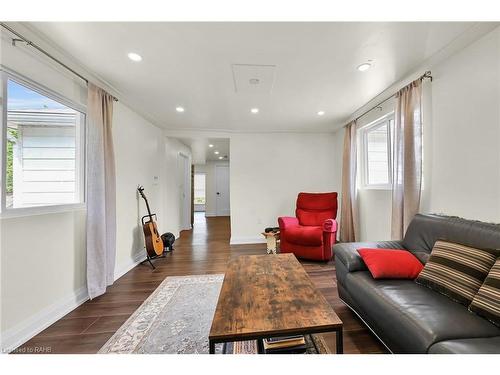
[278,192,338,261]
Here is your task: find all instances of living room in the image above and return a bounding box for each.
[1,1,499,374]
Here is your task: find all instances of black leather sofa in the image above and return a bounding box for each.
[334,214,500,353]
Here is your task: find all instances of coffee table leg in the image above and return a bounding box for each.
[336,328,343,354]
[209,340,216,354]
[257,339,265,354]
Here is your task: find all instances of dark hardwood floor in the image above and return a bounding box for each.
[15,213,386,354]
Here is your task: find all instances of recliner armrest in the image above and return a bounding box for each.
[278,216,299,229]
[334,240,405,272]
[323,219,337,233]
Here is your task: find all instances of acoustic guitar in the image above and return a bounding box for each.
[138,186,164,257]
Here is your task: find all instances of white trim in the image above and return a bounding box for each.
[0,286,89,353]
[1,71,87,216]
[230,236,266,245]
[1,68,87,114]
[204,211,217,217]
[359,113,394,190]
[0,203,86,219]
[114,250,147,281]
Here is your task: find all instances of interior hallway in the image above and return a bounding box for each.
[15,213,386,354]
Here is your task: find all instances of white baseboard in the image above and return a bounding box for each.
[230,236,266,245]
[114,250,147,281]
[1,250,148,352]
[204,211,216,217]
[1,286,89,353]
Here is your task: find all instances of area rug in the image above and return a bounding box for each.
[99,274,225,354]
[99,274,330,354]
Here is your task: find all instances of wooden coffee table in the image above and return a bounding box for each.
[209,253,343,354]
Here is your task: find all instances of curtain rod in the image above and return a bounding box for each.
[0,22,118,102]
[345,70,432,127]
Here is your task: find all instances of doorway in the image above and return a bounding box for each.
[178,152,191,231]
[194,172,206,213]
[215,164,230,216]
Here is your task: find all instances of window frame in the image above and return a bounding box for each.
[359,112,394,190]
[0,69,87,218]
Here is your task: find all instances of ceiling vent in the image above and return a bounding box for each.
[232,64,276,94]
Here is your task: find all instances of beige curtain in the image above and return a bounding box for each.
[86,83,116,299]
[340,120,358,242]
[391,79,423,240]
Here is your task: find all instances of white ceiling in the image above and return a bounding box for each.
[178,137,230,164]
[29,22,478,132]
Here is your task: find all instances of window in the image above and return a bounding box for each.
[2,73,85,213]
[194,173,206,205]
[359,114,394,189]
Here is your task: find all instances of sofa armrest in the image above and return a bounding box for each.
[334,240,405,272]
[278,216,299,229]
[323,219,337,233]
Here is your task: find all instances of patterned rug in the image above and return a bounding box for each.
[99,274,330,354]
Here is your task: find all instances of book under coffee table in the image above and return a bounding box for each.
[209,253,343,354]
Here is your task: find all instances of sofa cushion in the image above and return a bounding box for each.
[285,225,323,246]
[416,240,498,306]
[403,214,500,254]
[469,258,500,327]
[428,336,500,354]
[357,248,423,279]
[344,271,500,353]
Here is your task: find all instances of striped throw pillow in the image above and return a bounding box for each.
[469,259,500,327]
[415,240,498,306]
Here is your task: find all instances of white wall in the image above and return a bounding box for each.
[164,137,192,236]
[0,103,190,351]
[334,26,500,242]
[113,104,166,276]
[230,133,338,244]
[0,209,87,350]
[422,27,500,222]
[194,161,229,217]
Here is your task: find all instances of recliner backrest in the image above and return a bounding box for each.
[403,214,500,253]
[295,192,338,226]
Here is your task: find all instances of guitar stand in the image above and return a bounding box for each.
[140,253,166,270]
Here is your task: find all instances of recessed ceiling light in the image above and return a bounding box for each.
[208,144,214,148]
[127,52,142,62]
[251,108,259,114]
[175,107,185,113]
[214,151,220,155]
[218,156,223,160]
[357,63,372,72]
[317,111,325,116]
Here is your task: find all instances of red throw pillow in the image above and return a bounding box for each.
[357,248,423,279]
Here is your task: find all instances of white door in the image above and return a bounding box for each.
[215,165,230,216]
[178,153,191,230]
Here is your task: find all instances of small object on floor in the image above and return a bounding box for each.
[264,227,280,233]
[261,230,280,254]
[161,232,175,252]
